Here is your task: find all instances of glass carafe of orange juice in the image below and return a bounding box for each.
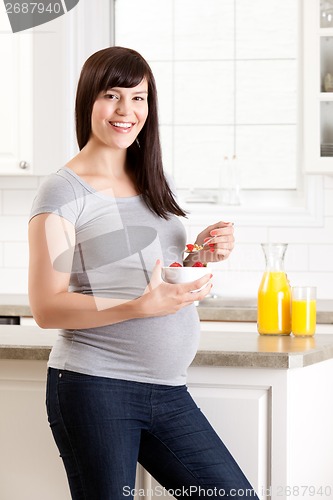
[257,243,291,335]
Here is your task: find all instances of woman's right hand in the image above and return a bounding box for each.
[136,260,213,318]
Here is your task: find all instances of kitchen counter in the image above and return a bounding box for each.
[2,294,333,324]
[2,325,333,500]
[2,324,333,369]
[0,294,31,317]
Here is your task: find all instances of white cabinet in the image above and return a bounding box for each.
[0,10,33,175]
[0,360,71,500]
[31,16,73,176]
[143,375,269,500]
[304,0,333,173]
[1,333,333,500]
[187,361,333,500]
[0,8,71,176]
[138,354,333,500]
[188,381,270,497]
[0,0,112,176]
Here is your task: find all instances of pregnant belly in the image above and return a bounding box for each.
[58,306,201,384]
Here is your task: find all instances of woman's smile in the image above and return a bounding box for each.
[108,121,135,133]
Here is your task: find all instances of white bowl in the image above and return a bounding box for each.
[161,266,211,292]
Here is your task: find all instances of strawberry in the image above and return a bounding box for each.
[169,262,182,267]
[192,261,204,267]
[186,243,195,252]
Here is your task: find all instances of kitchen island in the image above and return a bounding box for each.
[1,326,333,500]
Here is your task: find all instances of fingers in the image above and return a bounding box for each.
[141,268,212,316]
[207,235,234,250]
[186,280,213,302]
[215,247,232,261]
[180,273,213,299]
[209,223,234,246]
[209,221,234,232]
[207,221,235,258]
[182,272,212,291]
[203,236,216,252]
[210,222,234,239]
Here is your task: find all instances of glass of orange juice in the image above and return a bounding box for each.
[291,286,316,337]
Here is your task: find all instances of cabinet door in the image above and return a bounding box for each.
[0,360,71,500]
[304,0,333,173]
[187,382,270,498]
[138,378,270,500]
[0,10,33,175]
[25,0,112,176]
[0,0,112,176]
[31,16,72,176]
[0,8,71,176]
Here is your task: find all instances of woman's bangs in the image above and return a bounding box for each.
[104,59,149,90]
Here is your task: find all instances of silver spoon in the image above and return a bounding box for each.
[184,235,217,253]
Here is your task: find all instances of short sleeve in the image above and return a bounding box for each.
[29,172,79,225]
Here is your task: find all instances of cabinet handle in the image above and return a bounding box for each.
[19,161,29,170]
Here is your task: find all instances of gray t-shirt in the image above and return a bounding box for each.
[30,167,200,385]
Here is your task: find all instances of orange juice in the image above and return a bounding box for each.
[292,299,316,336]
[257,271,291,335]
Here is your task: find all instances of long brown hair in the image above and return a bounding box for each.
[75,46,186,219]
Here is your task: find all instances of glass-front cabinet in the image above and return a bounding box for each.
[304,0,333,173]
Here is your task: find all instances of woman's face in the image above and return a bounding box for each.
[90,78,149,150]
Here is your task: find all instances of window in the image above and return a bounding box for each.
[114,1,307,212]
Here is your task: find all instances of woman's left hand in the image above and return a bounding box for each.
[185,221,235,264]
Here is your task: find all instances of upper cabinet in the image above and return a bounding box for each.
[0,0,112,176]
[32,16,73,176]
[304,0,333,174]
[0,7,71,176]
[0,11,33,175]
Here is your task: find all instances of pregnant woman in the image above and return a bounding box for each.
[28,46,257,500]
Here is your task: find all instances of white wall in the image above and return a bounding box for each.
[184,176,333,300]
[0,174,333,299]
[0,176,38,294]
[2,2,331,301]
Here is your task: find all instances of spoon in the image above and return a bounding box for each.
[184,235,217,254]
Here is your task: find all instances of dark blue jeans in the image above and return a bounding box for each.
[46,368,259,500]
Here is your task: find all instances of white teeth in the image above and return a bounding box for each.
[111,122,132,128]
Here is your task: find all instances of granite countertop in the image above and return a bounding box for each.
[194,330,333,369]
[0,294,31,317]
[2,294,333,324]
[1,325,333,370]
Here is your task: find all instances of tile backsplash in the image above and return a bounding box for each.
[0,175,333,299]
